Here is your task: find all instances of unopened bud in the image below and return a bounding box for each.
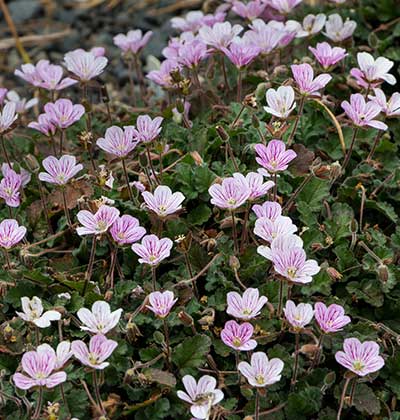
[329,161,342,180]
[26,154,40,173]
[311,243,324,251]
[314,165,331,180]
[126,321,142,343]
[124,368,135,384]
[3,324,13,341]
[326,267,343,281]
[105,290,113,301]
[178,310,194,327]
[229,255,240,270]
[377,263,389,283]
[190,151,204,166]
[176,99,185,113]
[216,125,229,142]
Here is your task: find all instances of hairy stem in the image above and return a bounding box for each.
[287,96,305,146]
[82,236,97,296]
[231,211,239,255]
[121,158,134,202]
[337,376,352,420]
[341,127,359,174]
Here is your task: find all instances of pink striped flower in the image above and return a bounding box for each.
[77,301,123,335]
[254,215,297,243]
[232,1,266,21]
[324,14,356,42]
[233,172,274,201]
[350,52,396,89]
[177,40,209,69]
[258,234,303,260]
[264,86,296,119]
[335,338,384,377]
[238,352,284,387]
[177,375,224,420]
[243,20,283,55]
[221,320,257,351]
[132,115,163,143]
[13,347,67,390]
[269,0,302,14]
[0,102,17,133]
[297,14,326,38]
[208,177,250,210]
[71,334,117,370]
[110,215,146,245]
[147,59,181,88]
[113,30,153,55]
[44,99,85,130]
[36,60,77,91]
[142,185,185,217]
[314,302,351,334]
[272,246,320,284]
[0,219,26,249]
[146,291,177,318]
[0,169,22,207]
[131,234,173,266]
[37,342,73,370]
[64,49,108,81]
[14,60,47,86]
[341,94,388,130]
[252,201,282,219]
[39,155,83,185]
[96,125,138,158]
[1,163,30,187]
[222,39,261,69]
[369,88,400,117]
[5,90,38,114]
[28,113,57,137]
[284,300,313,330]
[309,42,347,70]
[255,140,297,173]
[76,205,120,236]
[291,63,331,96]
[226,288,268,320]
[199,22,243,50]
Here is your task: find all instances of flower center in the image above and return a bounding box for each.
[255,374,265,385]
[88,352,99,365]
[96,220,108,231]
[158,205,167,213]
[227,198,237,206]
[287,267,297,278]
[149,255,157,262]
[35,372,47,379]
[242,308,252,315]
[232,337,242,347]
[352,360,364,371]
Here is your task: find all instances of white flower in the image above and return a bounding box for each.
[77,301,122,335]
[264,86,296,119]
[16,296,61,328]
[6,90,38,114]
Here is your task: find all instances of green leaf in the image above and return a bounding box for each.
[187,203,212,225]
[172,334,211,374]
[352,383,381,415]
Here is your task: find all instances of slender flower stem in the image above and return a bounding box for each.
[239,203,250,253]
[121,158,134,202]
[107,246,117,289]
[134,54,147,103]
[287,96,305,146]
[3,248,11,271]
[37,177,52,234]
[59,129,65,155]
[231,211,239,255]
[61,188,72,228]
[34,326,40,346]
[146,146,160,185]
[220,54,229,91]
[49,134,58,156]
[366,130,384,162]
[310,334,324,370]
[291,332,300,388]
[230,104,246,129]
[82,236,97,296]
[92,370,105,416]
[184,251,198,298]
[226,140,240,172]
[236,69,242,103]
[151,266,157,291]
[60,383,70,419]
[255,390,260,420]
[0,134,11,167]
[341,127,359,174]
[349,377,357,406]
[127,58,137,107]
[277,279,285,318]
[273,173,277,202]
[337,376,352,420]
[283,171,314,212]
[32,386,43,420]
[163,319,172,371]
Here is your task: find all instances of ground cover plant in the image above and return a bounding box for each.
[0,0,399,419]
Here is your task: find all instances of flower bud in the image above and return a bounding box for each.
[326,267,343,281]
[126,320,142,343]
[377,263,389,283]
[216,125,229,142]
[229,255,240,271]
[190,151,204,166]
[25,154,40,173]
[123,368,136,384]
[178,310,194,327]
